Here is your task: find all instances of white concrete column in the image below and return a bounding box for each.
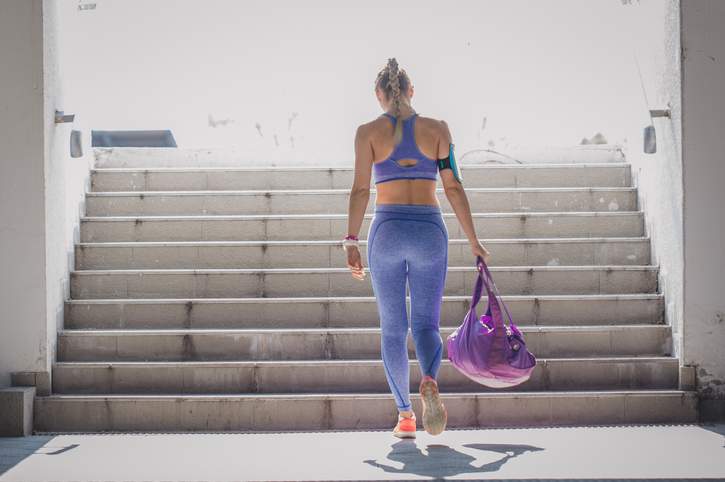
[0,0,90,396]
[681,0,725,420]
[0,0,51,390]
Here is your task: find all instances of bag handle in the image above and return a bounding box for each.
[475,255,515,329]
[469,257,498,321]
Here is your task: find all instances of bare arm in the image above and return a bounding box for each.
[344,124,373,280]
[347,124,373,238]
[437,120,491,262]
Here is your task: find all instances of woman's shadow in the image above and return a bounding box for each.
[363,439,543,479]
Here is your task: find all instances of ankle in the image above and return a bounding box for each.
[399,410,414,418]
[421,375,437,384]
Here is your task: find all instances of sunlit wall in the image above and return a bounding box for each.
[59,0,654,165]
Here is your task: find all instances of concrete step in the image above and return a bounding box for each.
[85,187,638,216]
[50,357,680,394]
[92,146,627,167]
[90,163,632,191]
[74,237,651,270]
[64,294,665,329]
[69,265,659,299]
[80,211,645,242]
[57,325,672,362]
[32,389,699,432]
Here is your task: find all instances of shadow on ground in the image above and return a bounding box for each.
[363,440,544,479]
[0,435,77,476]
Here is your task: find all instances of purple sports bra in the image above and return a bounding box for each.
[373,113,438,184]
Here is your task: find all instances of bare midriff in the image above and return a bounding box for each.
[374,177,440,207]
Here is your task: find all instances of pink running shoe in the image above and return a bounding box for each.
[392,412,417,439]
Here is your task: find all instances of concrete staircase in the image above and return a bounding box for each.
[34,153,698,432]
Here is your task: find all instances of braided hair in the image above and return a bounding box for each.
[375,58,412,146]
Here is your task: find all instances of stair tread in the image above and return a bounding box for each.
[81,211,645,220]
[76,236,650,246]
[90,162,631,173]
[70,265,660,274]
[38,388,694,400]
[65,293,665,303]
[87,186,637,195]
[58,324,668,335]
[53,356,678,366]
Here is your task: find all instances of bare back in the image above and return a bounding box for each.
[368,114,443,206]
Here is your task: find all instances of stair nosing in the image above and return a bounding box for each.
[90,162,632,174]
[85,186,638,196]
[69,265,661,275]
[52,356,679,367]
[57,324,670,336]
[37,389,696,402]
[64,293,666,304]
[75,236,652,248]
[80,211,646,221]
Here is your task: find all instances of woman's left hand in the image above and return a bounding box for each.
[346,246,366,281]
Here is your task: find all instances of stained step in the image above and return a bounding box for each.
[33,390,697,432]
[64,294,665,329]
[69,265,659,299]
[80,211,645,242]
[90,163,632,191]
[51,357,680,394]
[85,187,637,216]
[57,325,672,361]
[93,146,626,168]
[74,237,651,269]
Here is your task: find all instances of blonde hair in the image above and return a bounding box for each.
[375,57,412,146]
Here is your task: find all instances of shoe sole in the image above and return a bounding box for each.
[420,379,447,435]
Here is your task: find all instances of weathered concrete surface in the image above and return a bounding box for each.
[1,423,724,481]
[0,0,94,392]
[0,387,35,437]
[681,0,725,421]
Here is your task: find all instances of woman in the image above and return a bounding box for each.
[343,58,491,438]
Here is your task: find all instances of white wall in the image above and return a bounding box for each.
[0,0,94,390]
[617,0,684,362]
[60,0,648,166]
[681,0,725,420]
[43,0,96,390]
[0,0,49,388]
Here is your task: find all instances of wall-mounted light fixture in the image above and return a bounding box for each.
[54,110,75,124]
[644,104,672,154]
[70,130,83,158]
[649,108,671,119]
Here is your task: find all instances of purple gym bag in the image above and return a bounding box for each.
[446,255,537,388]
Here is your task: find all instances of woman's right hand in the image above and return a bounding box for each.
[471,241,492,265]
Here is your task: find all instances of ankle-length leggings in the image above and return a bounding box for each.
[366,203,449,412]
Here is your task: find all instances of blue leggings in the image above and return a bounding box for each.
[366,203,449,412]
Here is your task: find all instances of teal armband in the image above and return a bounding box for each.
[436,143,463,184]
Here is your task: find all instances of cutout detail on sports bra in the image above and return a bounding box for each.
[395,158,418,168]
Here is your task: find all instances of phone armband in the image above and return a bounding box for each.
[436,143,463,184]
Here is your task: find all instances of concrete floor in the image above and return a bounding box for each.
[1,423,724,481]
